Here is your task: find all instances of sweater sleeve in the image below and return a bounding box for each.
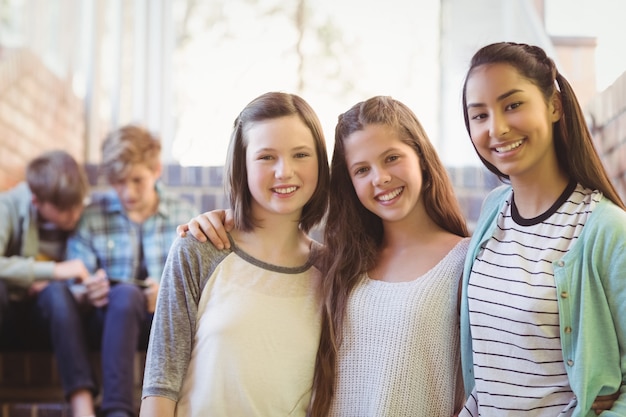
[0,193,55,285]
[595,202,626,416]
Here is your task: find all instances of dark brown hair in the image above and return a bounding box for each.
[225,91,330,233]
[26,150,89,210]
[461,41,625,209]
[309,96,468,416]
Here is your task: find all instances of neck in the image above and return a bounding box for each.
[381,207,440,250]
[510,171,570,219]
[127,194,159,223]
[230,217,312,267]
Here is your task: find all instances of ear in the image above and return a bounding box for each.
[550,91,563,123]
[153,161,163,179]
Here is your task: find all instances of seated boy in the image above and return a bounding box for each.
[47,125,197,417]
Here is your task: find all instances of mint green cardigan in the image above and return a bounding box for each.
[460,185,626,416]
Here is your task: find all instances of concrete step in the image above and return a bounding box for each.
[0,351,145,415]
[0,402,72,417]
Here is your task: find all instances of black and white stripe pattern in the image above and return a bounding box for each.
[464,183,600,416]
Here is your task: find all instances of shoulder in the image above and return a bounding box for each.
[585,197,626,237]
[0,183,31,209]
[482,184,511,209]
[472,185,511,234]
[169,234,231,266]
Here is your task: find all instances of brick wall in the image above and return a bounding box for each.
[0,48,85,190]
[588,71,626,201]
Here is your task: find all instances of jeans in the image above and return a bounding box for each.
[37,281,152,415]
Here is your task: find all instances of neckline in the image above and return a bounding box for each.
[511,180,577,226]
[365,237,468,285]
[226,233,316,274]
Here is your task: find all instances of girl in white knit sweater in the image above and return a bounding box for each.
[179,96,469,417]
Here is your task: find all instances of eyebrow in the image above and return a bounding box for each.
[252,145,314,154]
[466,89,523,109]
[347,147,401,171]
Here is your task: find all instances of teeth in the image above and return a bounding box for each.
[378,188,402,201]
[496,140,523,153]
[274,186,297,194]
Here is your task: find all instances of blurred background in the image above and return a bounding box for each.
[1,1,625,411]
[0,0,625,215]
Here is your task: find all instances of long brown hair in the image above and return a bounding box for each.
[309,96,468,416]
[225,91,331,233]
[461,41,625,209]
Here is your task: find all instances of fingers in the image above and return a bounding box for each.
[28,281,50,296]
[53,259,90,282]
[85,270,110,307]
[179,210,231,249]
[176,223,190,237]
[592,390,620,414]
[205,212,231,249]
[187,218,209,243]
[143,277,159,313]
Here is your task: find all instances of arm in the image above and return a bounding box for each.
[602,214,626,416]
[139,396,176,417]
[142,236,206,402]
[0,200,89,285]
[66,217,99,274]
[176,209,234,249]
[589,202,626,415]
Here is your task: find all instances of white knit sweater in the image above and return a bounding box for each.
[329,238,469,417]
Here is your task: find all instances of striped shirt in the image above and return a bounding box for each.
[463,182,599,416]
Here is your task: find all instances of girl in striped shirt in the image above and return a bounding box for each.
[459,42,626,417]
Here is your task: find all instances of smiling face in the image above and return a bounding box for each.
[343,123,424,224]
[245,114,319,223]
[464,63,562,183]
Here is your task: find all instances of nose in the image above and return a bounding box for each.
[275,158,294,179]
[489,112,510,138]
[372,167,391,187]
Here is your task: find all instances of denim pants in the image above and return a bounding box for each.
[37,281,152,415]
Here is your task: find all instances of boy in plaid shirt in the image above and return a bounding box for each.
[41,125,196,417]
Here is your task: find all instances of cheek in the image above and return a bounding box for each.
[468,124,485,144]
[351,178,369,204]
[304,163,319,184]
[112,184,126,196]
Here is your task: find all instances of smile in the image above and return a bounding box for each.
[273,186,298,194]
[377,187,403,202]
[495,139,523,153]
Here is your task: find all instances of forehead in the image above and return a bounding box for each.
[39,200,83,216]
[465,63,536,98]
[115,163,157,179]
[245,115,315,150]
[345,124,403,145]
[344,124,409,159]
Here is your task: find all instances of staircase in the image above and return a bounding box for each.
[0,350,145,417]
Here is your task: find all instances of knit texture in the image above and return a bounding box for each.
[329,238,469,417]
